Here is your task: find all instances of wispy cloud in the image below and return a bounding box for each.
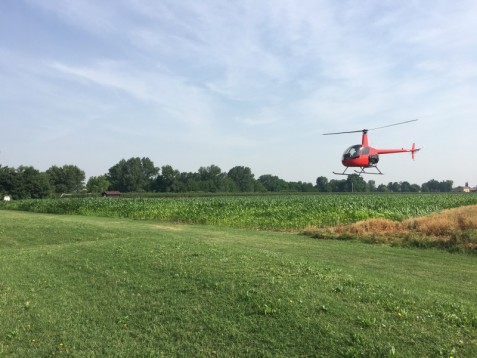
[2,0,477,183]
[50,60,216,129]
[25,0,121,35]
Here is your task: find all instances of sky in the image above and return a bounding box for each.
[1,0,476,187]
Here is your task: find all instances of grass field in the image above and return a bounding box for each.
[1,210,476,357]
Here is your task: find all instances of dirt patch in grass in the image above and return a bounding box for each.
[303,205,477,253]
[150,224,183,231]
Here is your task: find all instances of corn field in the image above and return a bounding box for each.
[1,193,476,230]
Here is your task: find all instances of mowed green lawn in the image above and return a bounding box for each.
[1,210,476,357]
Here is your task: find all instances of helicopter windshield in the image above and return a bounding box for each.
[342,145,361,160]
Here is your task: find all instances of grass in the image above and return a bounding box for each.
[304,205,477,253]
[1,210,476,357]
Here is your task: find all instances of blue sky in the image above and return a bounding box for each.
[1,0,476,186]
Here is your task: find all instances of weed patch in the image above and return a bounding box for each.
[304,205,477,253]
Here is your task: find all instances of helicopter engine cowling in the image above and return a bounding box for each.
[369,154,379,165]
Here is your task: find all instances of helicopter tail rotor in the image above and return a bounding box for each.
[411,143,422,160]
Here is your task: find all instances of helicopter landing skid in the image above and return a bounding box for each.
[333,167,351,176]
[354,166,383,176]
[333,166,383,176]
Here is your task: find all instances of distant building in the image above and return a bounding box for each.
[454,182,475,193]
[3,195,11,201]
[102,191,121,197]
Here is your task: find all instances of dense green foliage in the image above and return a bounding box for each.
[2,156,460,200]
[107,157,158,192]
[2,193,476,230]
[46,165,85,193]
[1,211,476,357]
[0,164,84,199]
[0,166,52,199]
[85,175,110,193]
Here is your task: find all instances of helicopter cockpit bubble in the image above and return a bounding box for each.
[342,145,361,160]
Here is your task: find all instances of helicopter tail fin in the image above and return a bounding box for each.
[411,143,421,160]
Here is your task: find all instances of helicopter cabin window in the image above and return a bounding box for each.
[342,145,361,160]
[361,147,370,155]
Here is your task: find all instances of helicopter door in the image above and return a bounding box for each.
[342,145,361,160]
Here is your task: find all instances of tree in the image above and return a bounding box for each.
[367,180,376,192]
[423,179,439,192]
[155,165,182,192]
[316,176,331,192]
[26,171,52,199]
[0,166,17,197]
[179,172,201,192]
[5,166,52,199]
[346,174,367,192]
[421,179,453,192]
[107,157,158,192]
[197,165,226,192]
[253,180,267,192]
[400,181,412,192]
[227,166,255,192]
[258,174,288,192]
[387,182,401,193]
[46,165,85,193]
[439,180,453,192]
[86,175,110,193]
[329,179,347,192]
[287,181,316,192]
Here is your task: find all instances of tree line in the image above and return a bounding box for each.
[0,157,454,199]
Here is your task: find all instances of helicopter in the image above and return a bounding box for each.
[323,119,421,176]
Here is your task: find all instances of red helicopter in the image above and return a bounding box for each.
[323,119,421,176]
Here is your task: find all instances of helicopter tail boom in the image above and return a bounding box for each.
[376,143,421,159]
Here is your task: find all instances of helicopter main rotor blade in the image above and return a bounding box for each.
[322,129,365,135]
[369,119,418,131]
[322,119,418,135]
